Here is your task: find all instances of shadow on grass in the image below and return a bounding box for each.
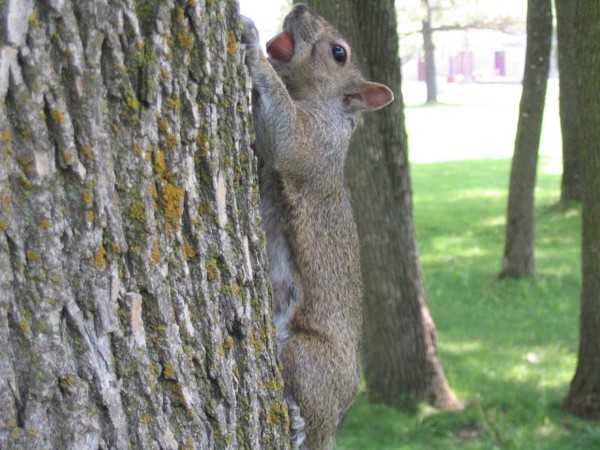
[336,158,591,449]
[412,158,580,280]
[338,385,600,450]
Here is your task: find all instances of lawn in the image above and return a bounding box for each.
[335,81,600,449]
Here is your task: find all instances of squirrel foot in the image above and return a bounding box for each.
[286,394,306,450]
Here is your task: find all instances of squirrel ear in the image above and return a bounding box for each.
[344,82,394,112]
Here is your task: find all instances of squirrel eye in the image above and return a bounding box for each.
[331,45,347,64]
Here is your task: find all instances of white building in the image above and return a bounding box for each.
[403,29,527,85]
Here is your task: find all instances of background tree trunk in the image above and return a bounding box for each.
[555,0,582,204]
[422,0,438,104]
[299,0,460,410]
[499,0,552,278]
[564,0,600,420]
[0,0,288,448]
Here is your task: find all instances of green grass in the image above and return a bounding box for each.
[335,82,600,449]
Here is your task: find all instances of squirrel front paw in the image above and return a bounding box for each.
[241,16,260,65]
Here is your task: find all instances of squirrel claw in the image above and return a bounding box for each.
[287,395,306,449]
[241,15,260,66]
[241,16,259,46]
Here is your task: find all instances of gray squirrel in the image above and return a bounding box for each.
[242,4,393,449]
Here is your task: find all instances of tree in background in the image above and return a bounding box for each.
[0,0,288,447]
[555,0,582,203]
[421,0,438,103]
[499,0,552,278]
[299,0,460,409]
[564,1,600,420]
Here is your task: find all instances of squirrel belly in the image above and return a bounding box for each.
[258,174,298,351]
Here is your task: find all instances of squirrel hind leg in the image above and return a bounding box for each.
[281,334,354,450]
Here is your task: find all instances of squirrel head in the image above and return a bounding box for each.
[266,4,394,114]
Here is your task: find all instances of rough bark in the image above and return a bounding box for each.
[0,0,288,448]
[298,0,460,410]
[564,0,600,420]
[499,0,552,278]
[555,0,582,203]
[422,0,438,104]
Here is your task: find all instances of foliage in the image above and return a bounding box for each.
[335,84,600,449]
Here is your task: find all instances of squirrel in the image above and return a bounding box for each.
[242,4,393,449]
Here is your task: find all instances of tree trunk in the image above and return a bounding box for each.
[555,0,582,203]
[499,0,552,278]
[564,0,600,420]
[422,0,438,104]
[298,0,460,410]
[0,0,289,448]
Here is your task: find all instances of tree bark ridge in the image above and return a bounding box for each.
[0,0,288,448]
